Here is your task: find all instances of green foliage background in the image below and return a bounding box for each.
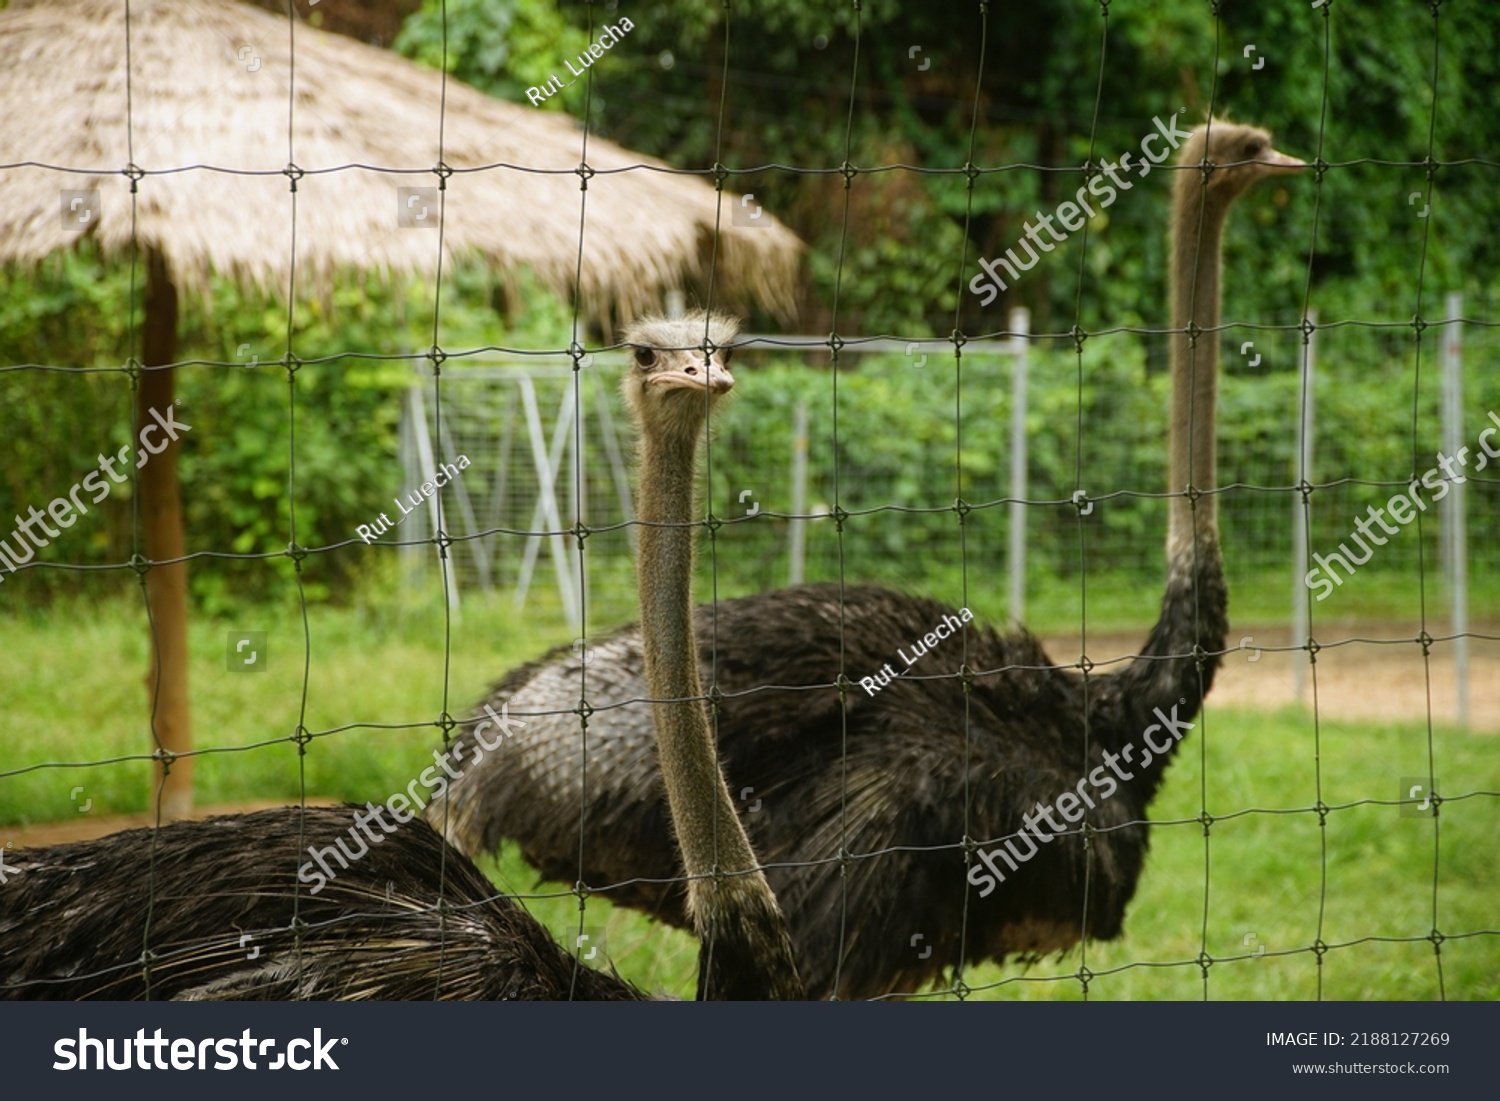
[0,1,1494,1001]
[2,0,1495,613]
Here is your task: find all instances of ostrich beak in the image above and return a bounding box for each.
[648,356,735,394]
[1261,148,1305,175]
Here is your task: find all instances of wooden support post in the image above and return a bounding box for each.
[140,248,193,820]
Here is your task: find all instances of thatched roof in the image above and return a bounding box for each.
[0,0,802,322]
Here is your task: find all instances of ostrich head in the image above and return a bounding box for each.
[1177,118,1304,208]
[620,311,738,444]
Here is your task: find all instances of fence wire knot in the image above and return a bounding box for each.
[1076,964,1094,994]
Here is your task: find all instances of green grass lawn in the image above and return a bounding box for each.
[2,594,1495,1000]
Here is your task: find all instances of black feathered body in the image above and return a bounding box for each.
[433,556,1226,1000]
[0,806,645,1001]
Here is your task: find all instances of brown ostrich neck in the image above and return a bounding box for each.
[1167,179,1229,559]
[634,426,752,879]
[634,412,805,1000]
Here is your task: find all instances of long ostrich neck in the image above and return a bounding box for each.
[1099,166,1234,795]
[1167,180,1228,559]
[635,416,804,1000]
[635,431,755,880]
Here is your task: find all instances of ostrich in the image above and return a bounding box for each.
[614,312,803,999]
[0,806,644,1000]
[429,120,1304,999]
[0,312,797,1001]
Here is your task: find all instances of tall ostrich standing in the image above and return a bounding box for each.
[429,120,1303,1000]
[0,314,796,1001]
[614,311,803,999]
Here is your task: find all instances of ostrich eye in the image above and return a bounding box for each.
[719,345,734,366]
[1244,138,1265,158]
[634,347,657,368]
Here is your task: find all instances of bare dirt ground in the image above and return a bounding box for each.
[1041,621,1500,734]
